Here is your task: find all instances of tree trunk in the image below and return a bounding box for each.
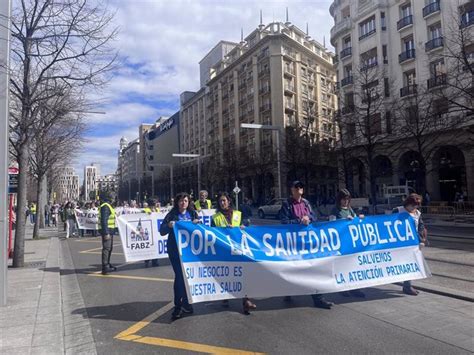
[13,143,29,268]
[33,173,46,238]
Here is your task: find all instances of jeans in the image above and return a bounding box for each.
[169,250,188,308]
[403,280,412,289]
[101,233,114,267]
[66,219,76,238]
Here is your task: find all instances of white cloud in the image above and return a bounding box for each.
[76,0,334,186]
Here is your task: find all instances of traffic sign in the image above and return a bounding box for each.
[233,186,241,194]
[8,167,19,194]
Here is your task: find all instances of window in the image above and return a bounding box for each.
[370,113,382,135]
[344,64,353,77]
[359,16,376,40]
[343,36,352,48]
[402,35,415,52]
[382,45,388,63]
[434,98,449,117]
[460,2,474,28]
[430,59,445,76]
[385,111,392,134]
[429,23,442,40]
[347,123,356,138]
[381,12,386,30]
[403,70,416,86]
[360,48,378,69]
[384,78,390,97]
[341,6,350,19]
[401,3,412,18]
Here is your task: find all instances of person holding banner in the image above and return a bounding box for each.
[279,180,334,309]
[99,193,117,275]
[331,189,366,298]
[211,192,257,315]
[393,193,427,296]
[195,190,212,211]
[160,192,201,320]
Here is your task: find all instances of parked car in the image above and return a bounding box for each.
[257,198,286,219]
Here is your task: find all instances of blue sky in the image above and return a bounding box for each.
[73,0,334,181]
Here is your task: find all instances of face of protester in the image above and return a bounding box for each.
[199,192,207,201]
[219,196,230,211]
[291,185,304,200]
[406,199,421,213]
[178,197,189,213]
[340,197,351,209]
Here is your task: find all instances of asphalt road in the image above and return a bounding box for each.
[64,230,473,354]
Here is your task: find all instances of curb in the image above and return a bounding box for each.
[395,282,474,303]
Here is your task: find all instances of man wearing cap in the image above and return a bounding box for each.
[99,192,117,275]
[279,180,334,309]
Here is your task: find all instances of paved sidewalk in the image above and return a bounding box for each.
[0,224,97,354]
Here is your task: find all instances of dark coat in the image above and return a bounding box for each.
[159,208,199,255]
[279,198,316,224]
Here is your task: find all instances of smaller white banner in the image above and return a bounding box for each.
[75,209,99,230]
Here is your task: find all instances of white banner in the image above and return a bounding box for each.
[175,213,431,303]
[75,209,99,230]
[116,209,215,262]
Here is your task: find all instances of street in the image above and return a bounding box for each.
[61,219,474,354]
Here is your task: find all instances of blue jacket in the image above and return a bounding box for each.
[279,198,316,224]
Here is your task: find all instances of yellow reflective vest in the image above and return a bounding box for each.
[195,199,212,210]
[99,203,116,229]
[212,210,242,227]
[30,204,36,214]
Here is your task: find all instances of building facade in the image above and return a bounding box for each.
[179,21,338,203]
[56,166,80,202]
[83,164,100,201]
[330,0,474,202]
[97,174,117,193]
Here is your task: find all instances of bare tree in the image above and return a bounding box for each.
[29,99,86,238]
[440,5,474,118]
[8,0,117,267]
[340,63,394,206]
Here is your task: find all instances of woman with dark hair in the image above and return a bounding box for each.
[159,192,200,320]
[393,193,427,296]
[211,192,257,315]
[330,188,365,298]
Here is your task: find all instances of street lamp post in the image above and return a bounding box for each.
[172,153,201,193]
[241,123,282,199]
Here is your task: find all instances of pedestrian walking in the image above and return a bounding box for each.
[45,202,51,227]
[211,192,257,315]
[194,190,212,211]
[99,192,117,275]
[65,202,77,238]
[393,193,427,296]
[159,192,200,320]
[29,202,37,224]
[330,189,365,298]
[279,180,334,309]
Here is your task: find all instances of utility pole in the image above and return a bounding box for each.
[0,0,12,306]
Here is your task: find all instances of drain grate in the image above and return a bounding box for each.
[23,261,47,269]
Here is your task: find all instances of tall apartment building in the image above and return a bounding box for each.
[330,0,474,201]
[97,174,117,193]
[118,138,140,201]
[56,166,80,202]
[83,163,100,200]
[180,21,338,202]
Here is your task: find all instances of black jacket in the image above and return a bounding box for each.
[279,198,316,224]
[159,208,199,255]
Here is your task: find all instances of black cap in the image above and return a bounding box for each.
[291,180,304,188]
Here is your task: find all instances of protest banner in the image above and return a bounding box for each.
[116,210,215,262]
[174,213,431,304]
[74,209,99,230]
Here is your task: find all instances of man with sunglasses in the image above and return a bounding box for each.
[279,180,334,309]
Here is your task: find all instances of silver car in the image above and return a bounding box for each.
[257,198,286,219]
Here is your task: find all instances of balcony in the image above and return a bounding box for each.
[285,102,296,111]
[425,37,444,52]
[399,49,416,63]
[340,47,352,59]
[423,1,440,18]
[284,84,296,93]
[400,84,417,97]
[341,76,353,87]
[397,15,413,31]
[359,28,376,41]
[427,74,447,89]
[360,61,378,71]
[258,52,268,61]
[330,17,352,42]
[284,66,295,76]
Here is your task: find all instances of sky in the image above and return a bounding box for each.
[74,0,334,181]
